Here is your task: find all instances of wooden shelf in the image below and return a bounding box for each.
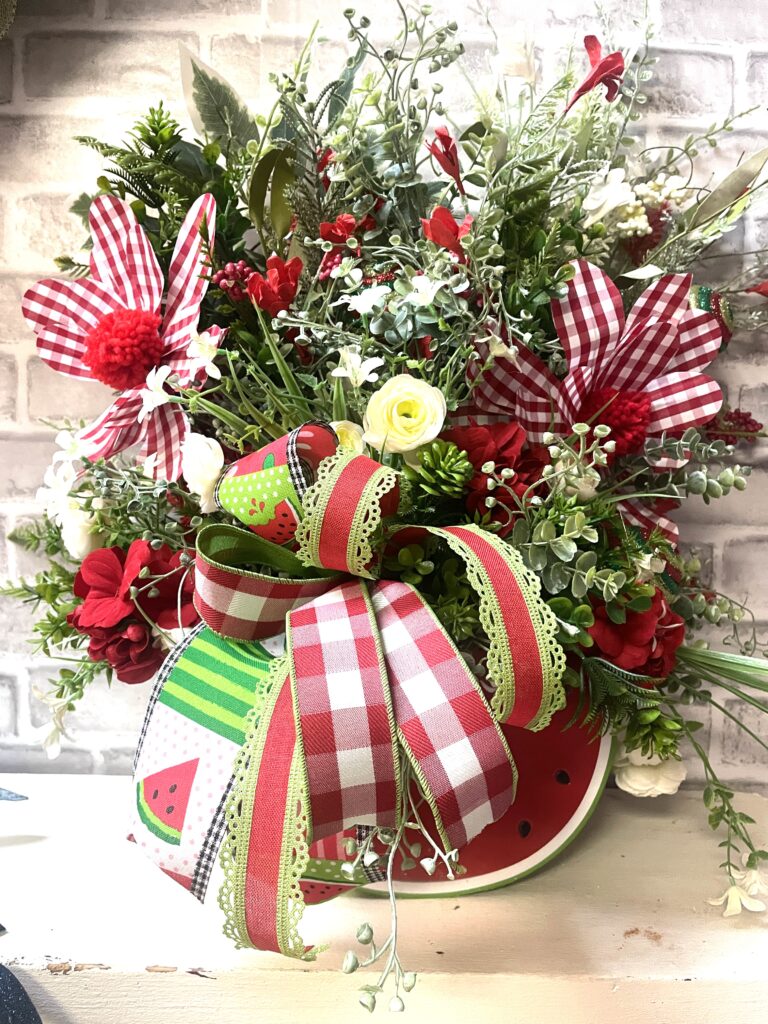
[2,772,768,1023]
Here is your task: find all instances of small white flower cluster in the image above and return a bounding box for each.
[635,173,688,209]
[709,854,768,917]
[614,200,653,239]
[37,430,104,560]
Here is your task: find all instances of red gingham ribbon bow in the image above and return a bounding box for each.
[195,432,565,958]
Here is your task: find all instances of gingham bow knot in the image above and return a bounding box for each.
[193,424,565,958]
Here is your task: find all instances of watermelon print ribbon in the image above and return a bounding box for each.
[194,424,565,958]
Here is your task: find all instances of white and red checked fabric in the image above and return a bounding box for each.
[372,579,515,849]
[468,259,724,540]
[22,194,220,481]
[194,542,339,641]
[471,260,723,439]
[290,581,399,840]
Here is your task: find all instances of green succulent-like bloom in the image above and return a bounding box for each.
[404,440,474,500]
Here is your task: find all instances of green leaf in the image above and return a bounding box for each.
[688,145,768,229]
[328,44,366,125]
[549,536,578,562]
[270,150,295,240]
[180,44,259,150]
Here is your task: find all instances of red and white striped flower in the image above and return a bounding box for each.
[22,194,220,481]
[469,259,724,541]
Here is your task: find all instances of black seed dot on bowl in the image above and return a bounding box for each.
[166,805,175,815]
[518,820,532,839]
[555,770,571,785]
[169,784,177,793]
[152,789,158,800]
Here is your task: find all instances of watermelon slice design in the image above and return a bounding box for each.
[136,758,199,847]
[301,700,611,898]
[386,702,612,896]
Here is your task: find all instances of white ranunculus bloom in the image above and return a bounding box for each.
[181,432,225,513]
[331,420,365,454]
[60,502,104,560]
[363,376,447,454]
[614,745,687,798]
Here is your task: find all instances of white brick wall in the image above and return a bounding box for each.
[0,0,766,785]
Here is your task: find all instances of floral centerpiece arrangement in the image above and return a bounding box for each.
[8,5,768,1009]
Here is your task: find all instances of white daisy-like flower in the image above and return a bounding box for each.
[708,884,767,918]
[188,328,223,380]
[344,284,391,316]
[138,365,174,423]
[403,274,446,308]
[330,347,385,388]
[52,428,86,464]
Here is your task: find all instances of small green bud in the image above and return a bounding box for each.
[572,422,590,436]
[359,992,376,1013]
[390,996,405,1013]
[356,923,374,945]
[342,950,359,974]
[403,972,417,992]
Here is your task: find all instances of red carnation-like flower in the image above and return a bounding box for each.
[565,35,625,114]
[588,589,685,678]
[426,126,465,195]
[421,206,473,260]
[68,540,197,684]
[247,255,303,319]
[317,212,378,279]
[442,420,546,536]
[84,621,166,685]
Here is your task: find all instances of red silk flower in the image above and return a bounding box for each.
[421,206,473,260]
[443,420,546,536]
[22,194,221,481]
[70,540,197,632]
[247,255,303,319]
[426,126,465,195]
[589,589,685,679]
[565,35,625,113]
[84,621,166,685]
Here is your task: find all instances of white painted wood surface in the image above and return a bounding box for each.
[1,772,767,1023]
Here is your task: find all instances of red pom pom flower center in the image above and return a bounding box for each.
[83,308,164,391]
[579,386,652,456]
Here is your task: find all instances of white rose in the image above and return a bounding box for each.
[363,376,447,454]
[614,746,687,798]
[181,432,225,512]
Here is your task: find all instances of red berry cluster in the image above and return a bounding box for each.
[705,407,764,446]
[211,260,255,303]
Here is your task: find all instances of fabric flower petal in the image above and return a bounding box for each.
[552,260,625,385]
[161,194,217,353]
[88,195,164,314]
[644,371,723,434]
[665,309,723,374]
[595,321,679,392]
[623,273,692,340]
[78,393,145,463]
[22,277,125,380]
[138,402,190,481]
